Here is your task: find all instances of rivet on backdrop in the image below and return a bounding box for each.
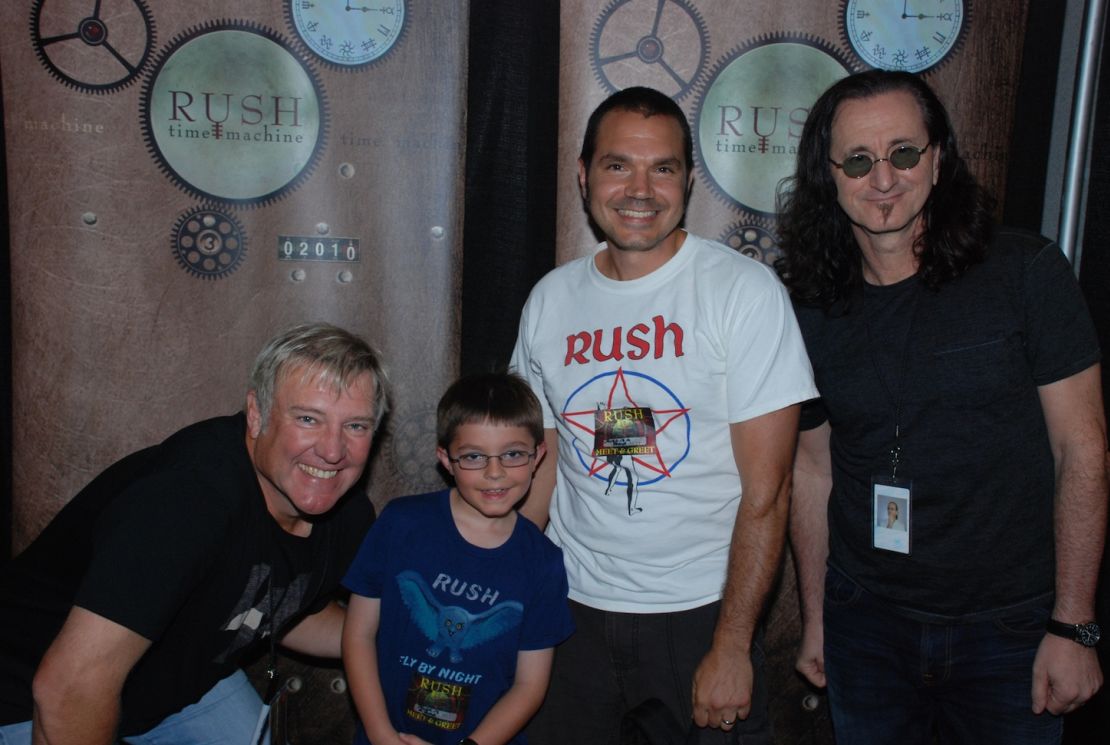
[339,163,355,179]
[430,226,445,240]
[337,270,353,284]
[291,269,307,282]
[316,222,330,235]
[81,212,97,225]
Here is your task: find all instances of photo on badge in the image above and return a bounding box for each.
[872,478,911,554]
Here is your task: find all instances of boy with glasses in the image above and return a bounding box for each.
[342,373,573,745]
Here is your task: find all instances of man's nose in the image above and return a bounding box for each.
[626,167,654,199]
[316,426,346,462]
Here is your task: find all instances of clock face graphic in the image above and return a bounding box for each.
[842,0,968,74]
[287,0,405,68]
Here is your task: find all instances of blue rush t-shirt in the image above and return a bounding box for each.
[342,490,573,744]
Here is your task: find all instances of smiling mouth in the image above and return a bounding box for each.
[617,208,657,219]
[299,464,338,479]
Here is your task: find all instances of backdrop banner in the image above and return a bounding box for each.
[1,0,467,554]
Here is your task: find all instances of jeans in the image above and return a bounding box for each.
[0,670,269,745]
[528,600,771,745]
[823,565,1062,745]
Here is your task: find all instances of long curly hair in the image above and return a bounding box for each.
[775,70,995,310]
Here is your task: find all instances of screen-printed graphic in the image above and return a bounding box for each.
[563,368,691,515]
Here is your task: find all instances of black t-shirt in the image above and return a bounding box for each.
[795,228,1100,618]
[0,414,374,734]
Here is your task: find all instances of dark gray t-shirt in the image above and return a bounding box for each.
[795,227,1100,618]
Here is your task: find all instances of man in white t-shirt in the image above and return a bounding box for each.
[511,86,817,744]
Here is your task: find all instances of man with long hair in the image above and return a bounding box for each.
[778,70,1106,744]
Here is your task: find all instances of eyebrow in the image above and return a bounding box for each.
[841,136,922,155]
[452,440,533,451]
[288,405,375,423]
[596,152,684,168]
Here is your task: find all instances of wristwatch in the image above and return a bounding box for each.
[1046,618,1102,647]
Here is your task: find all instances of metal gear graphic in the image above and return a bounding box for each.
[720,217,782,268]
[30,0,156,94]
[590,0,710,102]
[171,206,247,280]
[138,19,329,208]
[382,406,446,494]
[692,32,859,217]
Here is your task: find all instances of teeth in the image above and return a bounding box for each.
[619,209,655,218]
[300,464,338,479]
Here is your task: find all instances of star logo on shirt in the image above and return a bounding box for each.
[562,367,690,487]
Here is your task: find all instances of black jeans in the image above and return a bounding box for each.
[527,600,771,745]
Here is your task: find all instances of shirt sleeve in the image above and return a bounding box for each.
[518,543,574,651]
[1022,239,1101,385]
[341,501,396,599]
[724,266,818,423]
[510,287,557,430]
[75,469,236,641]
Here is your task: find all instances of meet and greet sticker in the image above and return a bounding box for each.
[592,406,657,457]
[405,672,472,731]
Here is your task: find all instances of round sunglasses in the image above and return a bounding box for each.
[829,144,930,178]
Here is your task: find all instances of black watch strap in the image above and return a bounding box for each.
[460,739,480,745]
[1046,618,1101,647]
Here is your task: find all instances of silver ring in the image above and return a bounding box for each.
[722,719,734,726]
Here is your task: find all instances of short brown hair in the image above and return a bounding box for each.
[436,372,543,448]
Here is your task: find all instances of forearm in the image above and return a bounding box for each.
[790,425,832,628]
[32,695,119,745]
[344,636,401,744]
[1038,366,1109,623]
[468,649,552,745]
[281,601,346,658]
[1051,447,1108,622]
[714,480,790,651]
[468,678,548,745]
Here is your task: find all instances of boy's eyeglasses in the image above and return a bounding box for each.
[829,144,930,178]
[448,450,537,470]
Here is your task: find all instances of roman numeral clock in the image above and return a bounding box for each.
[841,0,968,74]
[286,0,406,68]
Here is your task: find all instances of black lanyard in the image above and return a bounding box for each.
[861,280,922,481]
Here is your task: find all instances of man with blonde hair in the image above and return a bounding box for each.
[0,323,387,745]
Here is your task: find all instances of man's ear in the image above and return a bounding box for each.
[578,158,589,200]
[245,391,263,439]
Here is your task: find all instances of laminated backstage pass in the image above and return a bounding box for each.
[872,476,911,555]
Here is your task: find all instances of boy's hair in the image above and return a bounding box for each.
[436,372,544,448]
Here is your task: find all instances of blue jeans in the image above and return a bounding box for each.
[823,565,1062,745]
[0,670,269,745]
[528,600,771,745]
